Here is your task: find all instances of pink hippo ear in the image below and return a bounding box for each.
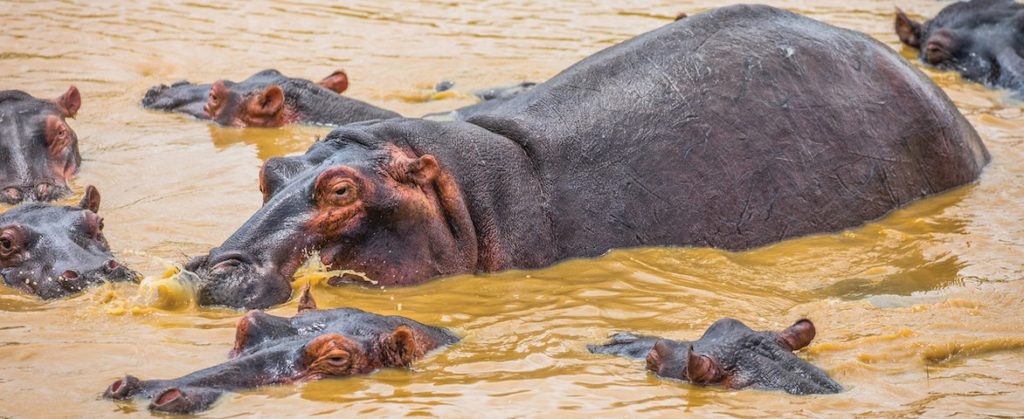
[55,85,81,118]
[404,154,440,186]
[78,185,101,213]
[248,85,285,117]
[297,282,317,313]
[895,8,923,48]
[777,319,816,351]
[646,340,671,374]
[380,325,428,368]
[318,70,349,94]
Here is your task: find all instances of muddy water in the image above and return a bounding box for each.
[1,0,1023,417]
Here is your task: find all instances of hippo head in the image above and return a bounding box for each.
[589,318,842,395]
[186,127,477,309]
[203,69,350,128]
[0,87,82,204]
[896,0,1024,93]
[141,79,230,120]
[0,186,139,298]
[103,286,459,414]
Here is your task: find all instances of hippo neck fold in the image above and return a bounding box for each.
[359,119,557,272]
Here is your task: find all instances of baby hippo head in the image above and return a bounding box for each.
[203,69,349,128]
[0,186,139,298]
[0,87,83,204]
[103,286,460,414]
[589,318,842,395]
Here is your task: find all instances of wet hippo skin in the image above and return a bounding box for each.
[0,87,82,204]
[103,286,459,414]
[589,318,842,395]
[186,4,989,309]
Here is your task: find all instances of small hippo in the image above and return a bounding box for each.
[103,286,459,414]
[186,5,988,309]
[588,319,842,395]
[141,68,395,127]
[0,186,138,298]
[896,0,1024,95]
[0,87,82,204]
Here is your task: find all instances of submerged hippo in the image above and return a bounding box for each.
[187,5,988,309]
[0,87,82,204]
[589,319,841,395]
[896,0,1024,95]
[141,68,395,126]
[0,186,138,298]
[103,286,458,414]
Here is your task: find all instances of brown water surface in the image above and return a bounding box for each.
[1,0,1023,417]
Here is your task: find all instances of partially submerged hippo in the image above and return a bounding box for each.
[0,186,138,298]
[187,5,988,309]
[589,319,841,395]
[0,87,82,204]
[103,286,459,414]
[141,69,395,126]
[896,0,1024,95]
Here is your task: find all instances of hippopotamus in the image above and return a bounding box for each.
[588,319,842,395]
[141,69,395,126]
[896,0,1024,95]
[0,87,82,204]
[103,286,459,414]
[0,186,138,298]
[186,4,988,309]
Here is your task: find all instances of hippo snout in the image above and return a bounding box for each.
[104,375,143,400]
[149,387,225,415]
[186,253,293,310]
[0,183,70,205]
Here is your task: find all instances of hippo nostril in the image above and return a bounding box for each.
[61,270,79,281]
[35,183,49,198]
[106,260,120,271]
[209,252,255,273]
[103,375,141,399]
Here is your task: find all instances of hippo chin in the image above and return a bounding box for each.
[188,4,988,309]
[103,286,459,414]
[896,0,1024,95]
[0,87,82,204]
[589,319,842,395]
[0,186,138,298]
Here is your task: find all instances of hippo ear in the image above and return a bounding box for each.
[380,325,428,368]
[206,80,231,118]
[318,70,349,94]
[895,9,922,48]
[297,282,317,313]
[645,340,671,374]
[250,85,285,116]
[404,155,440,186]
[777,319,816,351]
[674,12,687,21]
[78,185,101,213]
[55,85,81,118]
[686,346,727,385]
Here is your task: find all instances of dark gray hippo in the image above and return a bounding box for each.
[896,0,1024,95]
[589,319,841,395]
[0,87,82,204]
[103,286,459,414]
[0,186,138,298]
[186,5,989,309]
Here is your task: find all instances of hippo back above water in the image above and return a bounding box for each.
[189,5,989,309]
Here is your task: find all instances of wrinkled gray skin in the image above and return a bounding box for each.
[104,298,459,415]
[589,319,842,395]
[0,186,138,299]
[0,88,82,204]
[896,0,1024,95]
[188,5,989,309]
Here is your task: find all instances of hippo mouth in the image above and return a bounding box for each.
[185,249,310,309]
[2,259,140,299]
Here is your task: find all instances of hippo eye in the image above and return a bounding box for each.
[56,126,67,140]
[0,238,11,252]
[925,44,951,65]
[334,186,349,197]
[326,354,349,367]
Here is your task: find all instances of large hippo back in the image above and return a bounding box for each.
[468,4,989,254]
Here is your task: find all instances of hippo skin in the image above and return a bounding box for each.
[896,0,1024,95]
[103,286,459,414]
[589,319,841,395]
[0,186,138,298]
[186,4,989,309]
[0,87,82,204]
[142,69,396,127]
